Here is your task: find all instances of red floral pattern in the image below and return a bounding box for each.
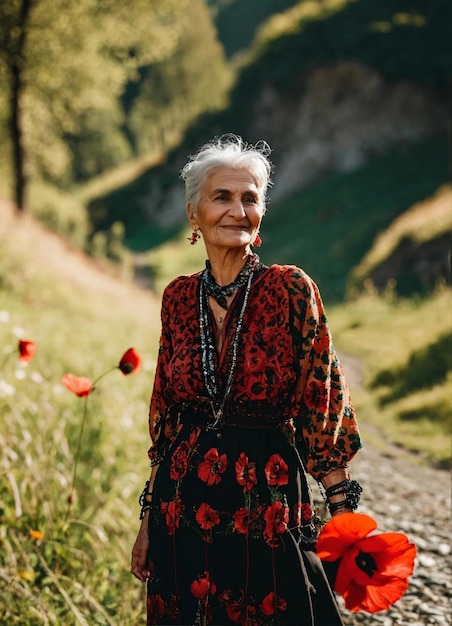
[263,502,289,547]
[264,454,289,486]
[259,592,287,616]
[197,448,228,486]
[159,499,183,535]
[148,265,361,479]
[235,452,257,492]
[145,265,361,625]
[196,503,220,530]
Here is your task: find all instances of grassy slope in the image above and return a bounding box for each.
[0,202,161,624]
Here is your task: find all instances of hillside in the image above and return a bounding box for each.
[83,0,450,296]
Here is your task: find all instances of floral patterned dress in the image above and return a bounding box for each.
[145,264,361,626]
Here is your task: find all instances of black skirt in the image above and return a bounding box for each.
[146,419,344,626]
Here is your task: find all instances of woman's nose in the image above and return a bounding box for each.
[230,199,246,219]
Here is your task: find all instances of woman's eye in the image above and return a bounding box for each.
[244,196,257,204]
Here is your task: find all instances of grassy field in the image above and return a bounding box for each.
[0,204,161,624]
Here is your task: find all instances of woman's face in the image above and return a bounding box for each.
[188,167,264,253]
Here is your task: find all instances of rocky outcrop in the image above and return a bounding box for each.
[250,62,447,200]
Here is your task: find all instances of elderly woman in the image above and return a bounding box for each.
[131,135,362,626]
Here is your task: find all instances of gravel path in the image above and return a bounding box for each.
[312,439,451,625]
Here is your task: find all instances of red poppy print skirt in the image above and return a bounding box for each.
[146,421,344,626]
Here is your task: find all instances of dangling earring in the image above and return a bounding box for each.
[253,233,262,247]
[188,228,201,245]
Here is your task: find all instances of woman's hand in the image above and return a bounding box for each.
[131,514,151,582]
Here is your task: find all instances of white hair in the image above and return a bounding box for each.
[180,134,273,211]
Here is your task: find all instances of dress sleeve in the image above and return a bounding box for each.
[147,284,178,465]
[286,269,362,480]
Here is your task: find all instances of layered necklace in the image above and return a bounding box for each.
[202,253,260,310]
[199,255,258,428]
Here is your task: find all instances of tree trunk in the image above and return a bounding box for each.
[10,0,33,213]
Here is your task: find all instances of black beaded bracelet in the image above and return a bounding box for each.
[325,479,362,514]
[139,480,153,519]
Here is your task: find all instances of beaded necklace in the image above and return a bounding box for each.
[199,270,254,429]
[202,254,259,310]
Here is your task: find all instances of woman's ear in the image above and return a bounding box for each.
[187,203,198,229]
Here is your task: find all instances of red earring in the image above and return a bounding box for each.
[188,229,201,245]
[253,233,262,247]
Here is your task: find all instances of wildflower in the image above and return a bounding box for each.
[61,347,142,518]
[316,512,416,613]
[18,571,35,582]
[29,529,44,541]
[118,347,142,375]
[61,374,94,397]
[18,340,36,362]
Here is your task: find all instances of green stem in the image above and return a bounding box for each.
[64,366,119,522]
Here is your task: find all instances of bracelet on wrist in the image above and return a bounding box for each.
[139,480,154,519]
[324,479,362,515]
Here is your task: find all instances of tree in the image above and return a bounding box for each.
[127,0,232,156]
[0,0,186,211]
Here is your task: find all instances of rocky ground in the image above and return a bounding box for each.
[313,438,451,626]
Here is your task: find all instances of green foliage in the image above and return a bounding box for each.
[28,180,90,248]
[225,0,451,135]
[0,0,186,189]
[125,0,232,159]
[207,0,300,57]
[258,136,448,302]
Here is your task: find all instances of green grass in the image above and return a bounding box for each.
[0,231,161,624]
[328,285,452,468]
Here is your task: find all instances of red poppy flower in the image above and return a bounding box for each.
[190,572,216,599]
[118,347,142,375]
[159,499,183,535]
[170,441,189,480]
[225,597,256,624]
[61,373,94,397]
[196,503,220,530]
[304,380,329,413]
[233,507,251,535]
[316,513,416,613]
[264,454,289,486]
[146,594,165,624]
[263,502,289,546]
[259,591,287,616]
[235,452,257,492]
[197,448,227,486]
[18,340,36,362]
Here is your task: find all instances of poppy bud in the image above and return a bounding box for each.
[18,340,36,362]
[118,348,142,375]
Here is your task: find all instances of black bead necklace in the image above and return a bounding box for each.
[199,269,254,429]
[202,253,259,310]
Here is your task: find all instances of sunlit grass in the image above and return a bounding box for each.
[0,218,161,623]
[329,284,452,466]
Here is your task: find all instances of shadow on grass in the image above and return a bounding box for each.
[370,331,452,407]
